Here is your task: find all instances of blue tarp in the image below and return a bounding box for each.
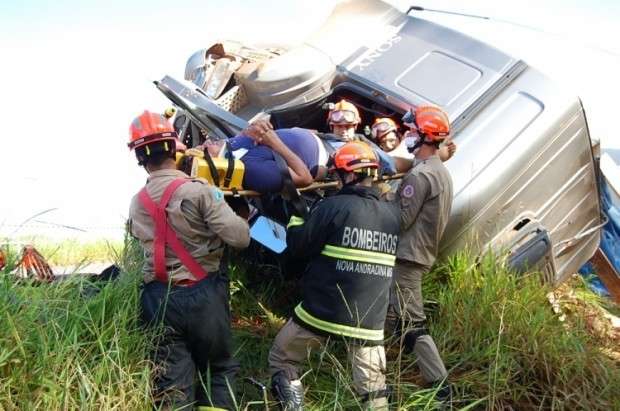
[579,173,620,296]
[579,262,610,297]
[600,175,620,274]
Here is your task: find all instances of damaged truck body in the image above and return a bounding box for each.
[156,0,602,284]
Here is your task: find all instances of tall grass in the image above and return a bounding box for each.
[0,241,618,410]
[425,252,620,410]
[3,237,124,267]
[232,251,620,410]
[0,237,151,410]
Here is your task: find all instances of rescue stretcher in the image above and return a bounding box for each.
[176,146,405,198]
[173,139,406,258]
[160,74,412,257]
[217,174,405,198]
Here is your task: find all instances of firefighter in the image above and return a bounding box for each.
[327,99,362,141]
[372,116,457,163]
[127,110,250,410]
[268,141,401,410]
[323,100,399,176]
[371,117,400,153]
[386,106,454,402]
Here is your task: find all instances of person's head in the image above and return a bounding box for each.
[330,141,378,187]
[371,117,400,152]
[128,110,178,171]
[402,106,450,157]
[328,99,360,141]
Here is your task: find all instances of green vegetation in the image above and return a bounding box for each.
[0,238,150,410]
[0,240,618,410]
[2,237,123,267]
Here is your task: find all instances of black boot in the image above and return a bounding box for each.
[271,371,304,411]
[396,319,429,354]
[431,381,452,408]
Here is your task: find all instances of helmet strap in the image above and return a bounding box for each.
[337,170,358,186]
[338,170,371,187]
[407,137,425,154]
[424,140,441,149]
[135,140,176,168]
[136,153,148,167]
[421,133,441,148]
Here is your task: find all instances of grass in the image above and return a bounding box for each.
[0,236,150,410]
[0,240,619,410]
[426,253,620,410]
[1,237,123,267]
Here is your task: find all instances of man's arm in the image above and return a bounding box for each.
[391,136,457,173]
[399,174,431,230]
[244,120,313,187]
[287,202,337,258]
[373,147,397,175]
[394,157,414,173]
[201,186,250,249]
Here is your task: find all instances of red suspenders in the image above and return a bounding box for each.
[138,178,208,284]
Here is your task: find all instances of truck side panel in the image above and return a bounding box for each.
[443,68,600,282]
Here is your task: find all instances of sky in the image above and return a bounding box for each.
[1,0,618,241]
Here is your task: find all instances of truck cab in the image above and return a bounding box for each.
[158,0,601,284]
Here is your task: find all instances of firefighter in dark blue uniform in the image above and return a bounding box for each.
[268,142,401,410]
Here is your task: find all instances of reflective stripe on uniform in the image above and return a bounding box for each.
[294,304,384,341]
[321,244,396,266]
[287,215,305,228]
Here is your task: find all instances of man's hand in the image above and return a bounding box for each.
[244,119,276,147]
[193,139,225,158]
[243,120,313,187]
[175,139,187,152]
[439,137,457,162]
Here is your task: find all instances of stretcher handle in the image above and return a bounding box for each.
[222,173,406,197]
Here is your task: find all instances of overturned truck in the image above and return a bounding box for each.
[156,0,602,285]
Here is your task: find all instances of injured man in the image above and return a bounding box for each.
[195,119,454,193]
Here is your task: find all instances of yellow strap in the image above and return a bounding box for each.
[287,215,305,228]
[295,304,384,341]
[321,244,395,266]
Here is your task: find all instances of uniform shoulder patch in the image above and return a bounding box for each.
[211,187,224,202]
[401,184,415,199]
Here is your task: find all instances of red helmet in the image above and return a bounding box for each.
[403,106,450,142]
[128,111,177,151]
[332,141,378,173]
[328,99,361,126]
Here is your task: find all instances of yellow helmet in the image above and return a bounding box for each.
[371,117,398,141]
[328,99,361,126]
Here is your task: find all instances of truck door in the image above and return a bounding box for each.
[155,75,249,144]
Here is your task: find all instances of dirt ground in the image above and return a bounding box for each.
[548,275,620,362]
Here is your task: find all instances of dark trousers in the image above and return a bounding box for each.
[140,272,239,410]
